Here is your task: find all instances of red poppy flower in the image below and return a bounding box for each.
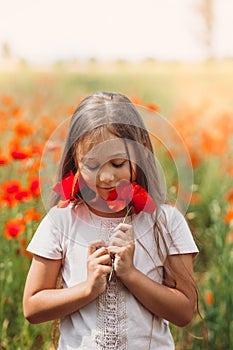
[23,208,42,222]
[1,180,31,206]
[53,170,85,207]
[28,176,40,198]
[4,219,25,239]
[14,121,33,137]
[1,194,18,208]
[224,208,233,224]
[107,181,156,214]
[53,170,77,200]
[2,180,22,194]
[11,150,30,160]
[0,155,9,165]
[15,190,30,202]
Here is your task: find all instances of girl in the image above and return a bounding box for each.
[23,92,199,350]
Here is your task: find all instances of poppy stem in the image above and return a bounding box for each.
[123,205,133,223]
[108,257,115,282]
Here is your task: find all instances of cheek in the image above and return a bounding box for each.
[122,168,132,180]
[118,164,136,181]
[80,169,96,187]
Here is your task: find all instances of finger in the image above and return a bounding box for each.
[91,247,109,259]
[98,264,112,276]
[112,230,128,239]
[96,253,112,265]
[109,237,130,247]
[104,265,112,276]
[114,224,134,240]
[88,240,106,255]
[108,246,122,255]
[114,223,132,232]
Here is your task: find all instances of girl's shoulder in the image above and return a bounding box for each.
[157,204,189,228]
[134,204,185,230]
[48,203,73,216]
[45,203,78,224]
[160,203,184,217]
[47,202,92,223]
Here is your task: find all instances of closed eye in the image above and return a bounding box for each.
[112,160,127,168]
[84,164,99,171]
[84,160,127,171]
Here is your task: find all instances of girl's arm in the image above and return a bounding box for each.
[23,242,111,324]
[109,223,196,327]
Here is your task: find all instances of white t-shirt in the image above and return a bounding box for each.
[27,203,199,350]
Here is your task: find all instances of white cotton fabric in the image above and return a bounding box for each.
[27,203,199,350]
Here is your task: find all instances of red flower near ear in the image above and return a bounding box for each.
[107,181,156,214]
[53,170,84,207]
[53,170,77,201]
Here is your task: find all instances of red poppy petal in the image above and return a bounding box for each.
[107,181,133,201]
[134,194,156,214]
[15,190,30,201]
[53,170,76,200]
[119,181,134,200]
[107,189,118,201]
[62,177,74,198]
[107,199,127,212]
[132,193,147,214]
[132,185,156,214]
[53,182,63,196]
[106,181,156,214]
[132,183,144,195]
[11,151,29,160]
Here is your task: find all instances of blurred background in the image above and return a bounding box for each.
[1,0,233,63]
[0,1,233,349]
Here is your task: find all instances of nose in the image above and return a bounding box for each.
[98,164,115,184]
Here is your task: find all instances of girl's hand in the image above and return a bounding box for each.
[108,223,135,279]
[86,240,112,297]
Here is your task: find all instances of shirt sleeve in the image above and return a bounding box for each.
[162,205,199,256]
[27,207,63,259]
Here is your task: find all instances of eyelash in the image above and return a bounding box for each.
[85,161,127,171]
[112,161,126,168]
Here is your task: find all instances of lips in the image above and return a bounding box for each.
[98,186,115,191]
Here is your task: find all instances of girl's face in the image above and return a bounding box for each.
[75,130,136,204]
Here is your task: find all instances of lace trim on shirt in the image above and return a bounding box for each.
[98,218,122,245]
[95,276,127,350]
[95,219,127,350]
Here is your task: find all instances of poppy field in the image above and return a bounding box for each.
[0,61,233,349]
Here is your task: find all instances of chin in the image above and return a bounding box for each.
[97,193,108,201]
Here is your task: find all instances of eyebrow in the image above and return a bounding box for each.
[82,152,128,162]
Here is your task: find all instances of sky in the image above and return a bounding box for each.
[0,0,233,63]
